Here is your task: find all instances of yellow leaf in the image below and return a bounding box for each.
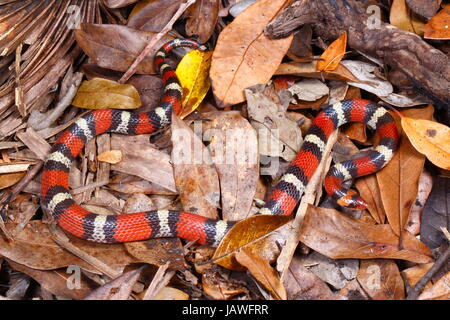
[401,117,450,170]
[317,31,347,71]
[175,50,212,119]
[97,150,123,164]
[390,0,425,36]
[72,78,141,110]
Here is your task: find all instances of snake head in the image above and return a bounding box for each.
[336,189,368,210]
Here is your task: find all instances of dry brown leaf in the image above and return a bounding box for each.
[0,172,25,190]
[418,271,450,300]
[171,114,220,219]
[299,205,433,263]
[337,279,370,300]
[246,84,303,162]
[75,23,173,74]
[401,262,434,291]
[81,65,165,113]
[125,238,185,270]
[110,134,176,193]
[72,78,141,110]
[288,94,328,110]
[340,60,393,97]
[288,79,329,102]
[284,256,337,300]
[185,0,219,43]
[6,260,96,300]
[235,248,287,300]
[201,270,248,300]
[376,105,434,236]
[154,286,189,300]
[420,176,450,248]
[108,178,176,195]
[401,117,450,170]
[84,267,143,300]
[0,221,142,273]
[355,175,386,224]
[406,0,442,18]
[295,251,358,289]
[210,0,293,106]
[390,0,426,36]
[357,259,405,300]
[127,0,182,32]
[287,24,313,61]
[103,0,139,8]
[202,111,259,221]
[317,31,347,71]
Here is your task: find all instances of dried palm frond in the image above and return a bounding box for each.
[0,0,104,138]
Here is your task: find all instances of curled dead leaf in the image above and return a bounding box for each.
[212,215,292,271]
[317,31,347,71]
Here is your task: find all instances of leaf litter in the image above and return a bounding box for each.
[0,0,448,301]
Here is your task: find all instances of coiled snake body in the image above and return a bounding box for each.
[41,39,399,246]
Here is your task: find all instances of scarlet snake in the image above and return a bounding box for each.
[41,39,399,246]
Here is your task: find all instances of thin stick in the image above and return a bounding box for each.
[71,179,109,195]
[278,130,338,281]
[142,262,173,300]
[118,0,197,84]
[406,228,450,300]
[52,229,121,279]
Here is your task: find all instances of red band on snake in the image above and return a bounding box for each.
[41,39,399,246]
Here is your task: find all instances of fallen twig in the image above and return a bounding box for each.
[119,0,197,84]
[277,130,338,281]
[406,228,450,300]
[52,228,121,279]
[142,262,174,300]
